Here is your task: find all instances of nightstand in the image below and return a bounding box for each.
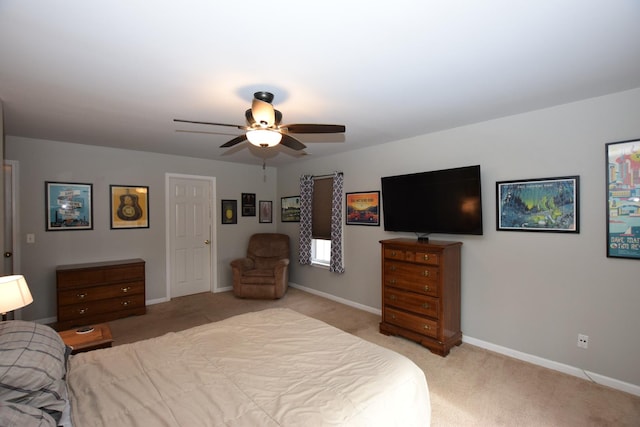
[58,323,114,354]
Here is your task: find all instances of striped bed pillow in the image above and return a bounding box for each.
[0,320,68,425]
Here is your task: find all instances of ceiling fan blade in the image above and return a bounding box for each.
[251,98,275,127]
[220,134,248,148]
[280,134,307,151]
[282,124,346,134]
[174,119,246,130]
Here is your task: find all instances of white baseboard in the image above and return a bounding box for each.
[289,282,382,315]
[290,282,640,398]
[462,336,640,397]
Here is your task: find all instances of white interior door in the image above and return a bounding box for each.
[167,174,215,298]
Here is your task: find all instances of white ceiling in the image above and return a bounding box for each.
[1,1,640,166]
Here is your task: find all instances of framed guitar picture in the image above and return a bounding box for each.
[110,185,149,229]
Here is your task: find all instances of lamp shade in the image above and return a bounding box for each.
[0,275,33,314]
[246,129,282,147]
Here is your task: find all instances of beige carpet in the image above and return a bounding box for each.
[108,287,640,426]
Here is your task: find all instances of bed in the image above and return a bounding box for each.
[1,308,430,426]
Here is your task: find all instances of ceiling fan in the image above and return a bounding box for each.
[174,91,345,151]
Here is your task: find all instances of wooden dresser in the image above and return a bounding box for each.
[56,259,146,330]
[379,239,462,356]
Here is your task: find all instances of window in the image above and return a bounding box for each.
[311,238,331,266]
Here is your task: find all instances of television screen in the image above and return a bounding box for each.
[380,165,483,236]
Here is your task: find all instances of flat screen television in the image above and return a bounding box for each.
[380,165,483,238]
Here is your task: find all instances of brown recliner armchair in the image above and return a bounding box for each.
[231,233,290,299]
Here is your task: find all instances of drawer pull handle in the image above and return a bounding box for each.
[77,293,87,299]
[391,313,396,320]
[78,308,88,315]
[391,251,397,256]
[390,265,396,271]
[121,286,132,293]
[424,254,429,261]
[121,301,131,307]
[390,279,396,285]
[424,285,430,292]
[421,270,430,277]
[424,324,431,330]
[390,294,397,300]
[422,303,430,309]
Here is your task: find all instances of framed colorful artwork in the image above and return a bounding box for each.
[281,196,300,222]
[346,191,380,226]
[606,138,640,259]
[110,185,149,229]
[496,176,579,233]
[222,199,237,224]
[45,181,93,231]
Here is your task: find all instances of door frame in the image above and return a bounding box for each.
[164,173,217,301]
[4,160,20,276]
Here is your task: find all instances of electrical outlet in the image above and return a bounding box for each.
[577,334,589,349]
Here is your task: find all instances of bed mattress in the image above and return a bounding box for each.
[67,308,430,426]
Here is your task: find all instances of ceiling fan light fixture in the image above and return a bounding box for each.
[246,129,282,147]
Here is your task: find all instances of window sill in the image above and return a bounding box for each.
[311,261,330,270]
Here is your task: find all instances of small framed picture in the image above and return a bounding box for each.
[45,181,93,231]
[242,193,256,216]
[346,191,380,226]
[110,185,149,229]
[259,200,273,223]
[222,199,237,224]
[281,196,300,222]
[496,176,579,233]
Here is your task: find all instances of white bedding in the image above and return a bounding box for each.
[67,308,430,426]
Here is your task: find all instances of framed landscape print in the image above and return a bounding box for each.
[496,176,579,233]
[346,191,380,226]
[45,182,93,231]
[110,185,149,229]
[222,199,237,224]
[281,196,300,222]
[606,138,640,259]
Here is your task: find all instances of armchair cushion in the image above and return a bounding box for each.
[231,233,290,299]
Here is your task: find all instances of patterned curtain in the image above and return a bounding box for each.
[330,171,345,273]
[298,175,314,265]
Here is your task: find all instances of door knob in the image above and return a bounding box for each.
[4,252,12,258]
[204,240,210,245]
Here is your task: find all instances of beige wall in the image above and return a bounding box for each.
[277,88,640,389]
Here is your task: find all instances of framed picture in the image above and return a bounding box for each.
[110,185,149,229]
[606,138,640,259]
[281,196,300,222]
[346,191,380,226]
[496,176,579,233]
[242,193,256,216]
[259,200,273,223]
[222,199,237,224]
[45,181,93,231]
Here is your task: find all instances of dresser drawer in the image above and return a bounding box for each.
[384,288,439,319]
[384,307,439,339]
[57,294,145,322]
[384,248,407,261]
[57,263,145,289]
[384,260,439,281]
[414,251,440,266]
[58,281,144,306]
